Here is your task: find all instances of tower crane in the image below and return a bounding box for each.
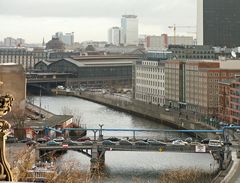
[168,24,196,45]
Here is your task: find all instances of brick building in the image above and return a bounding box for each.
[218,77,240,124]
[165,60,240,116]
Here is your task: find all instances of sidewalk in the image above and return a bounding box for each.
[220,151,240,183]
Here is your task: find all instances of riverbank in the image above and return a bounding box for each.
[53,89,218,139]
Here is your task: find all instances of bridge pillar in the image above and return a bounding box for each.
[222,148,232,170]
[90,144,105,174]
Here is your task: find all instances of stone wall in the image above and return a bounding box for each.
[0,64,26,116]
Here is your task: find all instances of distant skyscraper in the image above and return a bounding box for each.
[4,37,17,47]
[108,27,121,46]
[197,0,240,47]
[121,15,138,46]
[53,32,74,45]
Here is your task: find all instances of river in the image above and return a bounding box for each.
[32,96,218,182]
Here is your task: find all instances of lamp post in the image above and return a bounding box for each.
[98,124,104,141]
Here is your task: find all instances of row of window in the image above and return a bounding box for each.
[135,93,165,105]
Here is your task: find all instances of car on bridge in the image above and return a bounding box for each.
[37,138,47,144]
[119,139,132,146]
[172,140,188,146]
[148,140,167,146]
[77,137,91,142]
[82,140,93,146]
[47,140,61,146]
[105,137,120,142]
[135,140,149,146]
[201,138,211,144]
[102,140,116,146]
[62,140,78,146]
[208,140,223,147]
[53,137,65,142]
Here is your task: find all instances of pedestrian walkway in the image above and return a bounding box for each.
[221,151,240,183]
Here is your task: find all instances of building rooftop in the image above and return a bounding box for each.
[24,115,73,129]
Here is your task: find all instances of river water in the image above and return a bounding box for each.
[32,96,218,182]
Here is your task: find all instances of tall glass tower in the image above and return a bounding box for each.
[197,0,240,47]
[121,15,138,46]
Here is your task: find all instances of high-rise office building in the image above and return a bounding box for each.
[121,15,138,46]
[53,32,74,45]
[197,0,240,47]
[108,27,121,46]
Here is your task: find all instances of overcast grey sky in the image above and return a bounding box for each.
[0,0,196,43]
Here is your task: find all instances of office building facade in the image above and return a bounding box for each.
[121,15,138,46]
[197,0,240,47]
[108,27,121,46]
[53,32,74,46]
[165,60,240,116]
[135,60,165,106]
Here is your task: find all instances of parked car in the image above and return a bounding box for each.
[26,140,37,146]
[82,140,93,146]
[148,140,167,146]
[190,141,202,146]
[105,137,120,142]
[62,140,78,146]
[37,138,47,144]
[19,138,32,143]
[119,139,132,146]
[6,136,18,143]
[47,140,61,146]
[53,137,65,142]
[184,137,193,143]
[208,140,223,147]
[102,140,116,146]
[77,137,91,142]
[201,138,211,144]
[135,140,149,146]
[172,140,188,146]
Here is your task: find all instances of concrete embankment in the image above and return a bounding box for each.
[53,90,217,139]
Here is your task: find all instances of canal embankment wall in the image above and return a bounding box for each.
[52,90,218,139]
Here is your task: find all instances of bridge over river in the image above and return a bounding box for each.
[36,127,235,172]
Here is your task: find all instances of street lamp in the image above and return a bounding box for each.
[98,124,104,141]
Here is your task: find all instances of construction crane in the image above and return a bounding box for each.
[168,24,196,45]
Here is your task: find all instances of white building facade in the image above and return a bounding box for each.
[135,60,165,106]
[108,27,121,46]
[168,36,194,45]
[121,15,138,46]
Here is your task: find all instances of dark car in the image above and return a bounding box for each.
[102,140,116,146]
[135,140,149,146]
[201,138,211,144]
[37,138,47,144]
[185,137,193,143]
[148,140,167,146]
[105,137,120,142]
[19,138,31,143]
[6,136,18,143]
[119,139,132,146]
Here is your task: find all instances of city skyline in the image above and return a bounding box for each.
[0,0,196,43]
